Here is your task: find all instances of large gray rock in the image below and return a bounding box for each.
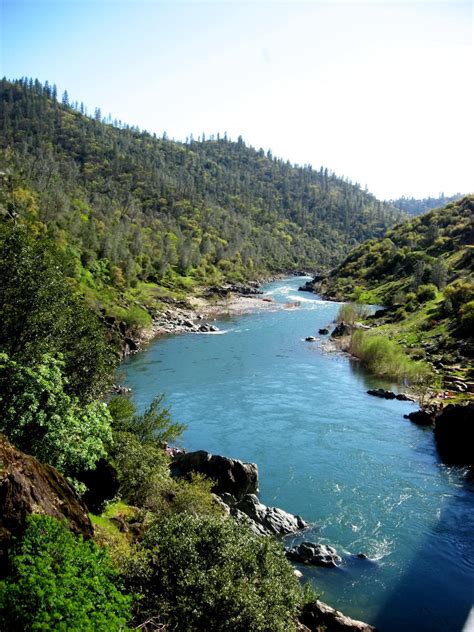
[299,600,377,632]
[225,493,307,536]
[287,541,342,567]
[171,450,259,500]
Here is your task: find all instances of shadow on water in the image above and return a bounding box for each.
[373,466,474,632]
[347,350,474,629]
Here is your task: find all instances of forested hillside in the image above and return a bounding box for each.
[317,196,474,387]
[390,193,465,216]
[0,78,401,314]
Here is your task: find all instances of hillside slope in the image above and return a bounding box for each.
[315,196,474,390]
[0,78,402,311]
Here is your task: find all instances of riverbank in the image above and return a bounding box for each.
[128,281,297,354]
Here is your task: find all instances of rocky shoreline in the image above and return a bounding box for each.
[171,449,377,631]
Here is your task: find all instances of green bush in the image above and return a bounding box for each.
[460,300,474,330]
[336,302,369,325]
[0,352,112,483]
[0,515,131,631]
[416,283,437,303]
[124,513,302,631]
[350,330,433,387]
[111,431,170,507]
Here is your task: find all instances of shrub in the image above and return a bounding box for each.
[350,330,433,388]
[112,431,170,507]
[460,300,474,330]
[416,283,437,303]
[336,302,369,325]
[124,513,302,631]
[0,515,131,631]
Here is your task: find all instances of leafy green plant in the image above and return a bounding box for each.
[124,513,303,631]
[0,352,112,483]
[416,283,437,303]
[0,515,132,631]
[109,394,186,446]
[336,302,369,325]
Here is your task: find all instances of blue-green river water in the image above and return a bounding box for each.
[121,277,474,631]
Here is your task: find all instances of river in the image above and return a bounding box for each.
[121,277,474,631]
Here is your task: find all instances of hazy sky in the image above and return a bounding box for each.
[1,0,472,199]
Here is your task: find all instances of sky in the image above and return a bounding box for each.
[0,0,472,200]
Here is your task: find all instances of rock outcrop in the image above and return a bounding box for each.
[434,402,474,466]
[404,409,435,426]
[367,389,414,402]
[331,322,353,338]
[287,541,342,567]
[171,450,259,500]
[224,493,308,537]
[0,435,93,569]
[299,600,376,632]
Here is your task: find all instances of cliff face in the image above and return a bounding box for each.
[0,435,93,572]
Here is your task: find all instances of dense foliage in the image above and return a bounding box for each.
[124,513,303,631]
[0,352,112,482]
[0,224,115,401]
[0,515,131,631]
[1,77,402,313]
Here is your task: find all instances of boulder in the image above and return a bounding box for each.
[225,493,308,536]
[404,409,435,426]
[434,402,474,466]
[287,541,342,568]
[299,600,376,632]
[171,450,258,500]
[319,328,330,335]
[331,322,353,338]
[0,435,93,570]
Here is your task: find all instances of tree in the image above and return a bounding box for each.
[0,352,113,482]
[0,224,115,401]
[0,515,131,631]
[109,394,186,446]
[124,513,303,631]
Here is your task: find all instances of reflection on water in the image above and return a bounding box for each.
[122,277,474,631]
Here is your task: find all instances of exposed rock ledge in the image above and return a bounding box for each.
[0,435,93,570]
[172,450,259,500]
[171,450,307,536]
[299,600,376,632]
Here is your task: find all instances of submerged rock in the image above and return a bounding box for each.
[0,435,93,570]
[434,402,474,466]
[287,541,342,567]
[171,450,259,500]
[299,600,377,632]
